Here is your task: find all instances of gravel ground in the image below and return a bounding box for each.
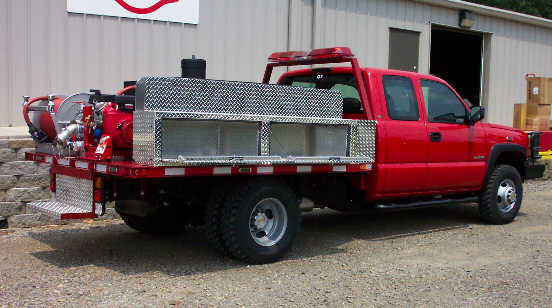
[1,180,551,307]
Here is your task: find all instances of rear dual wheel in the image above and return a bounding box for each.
[205,179,300,264]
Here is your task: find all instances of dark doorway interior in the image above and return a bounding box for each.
[430,27,483,106]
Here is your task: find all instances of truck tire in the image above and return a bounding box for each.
[479,165,523,224]
[204,184,233,256]
[120,212,183,235]
[220,179,300,264]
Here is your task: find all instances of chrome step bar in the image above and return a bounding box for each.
[375,196,479,210]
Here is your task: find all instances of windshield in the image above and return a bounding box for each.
[279,73,362,113]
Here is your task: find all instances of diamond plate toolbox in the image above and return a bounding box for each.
[133,76,376,167]
[135,77,343,118]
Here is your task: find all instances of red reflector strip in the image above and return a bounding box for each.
[60,212,96,220]
[93,190,103,202]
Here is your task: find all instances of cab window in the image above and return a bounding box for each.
[382,75,419,121]
[421,79,467,124]
[279,74,363,114]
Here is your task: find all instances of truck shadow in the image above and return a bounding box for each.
[28,203,500,276]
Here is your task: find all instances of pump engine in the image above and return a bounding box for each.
[22,84,135,161]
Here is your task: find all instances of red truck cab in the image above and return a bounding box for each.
[271,48,543,224]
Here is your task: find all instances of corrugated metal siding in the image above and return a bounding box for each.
[1,0,552,126]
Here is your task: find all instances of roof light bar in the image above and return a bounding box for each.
[308,47,354,59]
[268,51,308,62]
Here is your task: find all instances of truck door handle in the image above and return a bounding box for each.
[430,132,442,142]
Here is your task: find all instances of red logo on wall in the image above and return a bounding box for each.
[114,0,179,14]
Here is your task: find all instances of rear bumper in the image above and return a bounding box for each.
[525,161,545,180]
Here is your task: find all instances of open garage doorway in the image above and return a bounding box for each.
[430,26,484,106]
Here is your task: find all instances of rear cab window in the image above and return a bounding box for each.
[279,74,363,115]
[382,75,419,121]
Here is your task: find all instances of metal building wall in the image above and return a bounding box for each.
[0,0,290,126]
[1,0,552,126]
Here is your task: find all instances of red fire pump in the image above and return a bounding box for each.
[22,85,135,161]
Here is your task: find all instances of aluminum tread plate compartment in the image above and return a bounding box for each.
[28,174,96,220]
[55,175,94,211]
[27,201,95,220]
[135,77,343,119]
[133,111,376,167]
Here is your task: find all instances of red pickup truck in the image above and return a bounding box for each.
[269,47,543,215]
[25,47,544,264]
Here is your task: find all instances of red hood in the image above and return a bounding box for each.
[481,123,529,156]
[482,123,526,134]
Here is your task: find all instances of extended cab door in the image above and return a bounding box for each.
[377,74,428,194]
[420,79,487,191]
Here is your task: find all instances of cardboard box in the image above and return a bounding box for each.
[525,116,550,131]
[526,103,551,118]
[513,103,526,129]
[527,77,552,105]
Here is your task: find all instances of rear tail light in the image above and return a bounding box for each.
[308,47,353,59]
[268,51,307,62]
[93,176,104,203]
[94,190,103,202]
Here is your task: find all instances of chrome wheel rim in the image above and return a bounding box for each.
[249,198,288,247]
[497,179,517,213]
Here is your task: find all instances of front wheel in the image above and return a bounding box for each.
[220,179,300,264]
[479,165,523,224]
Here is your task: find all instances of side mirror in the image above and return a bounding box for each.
[468,106,485,125]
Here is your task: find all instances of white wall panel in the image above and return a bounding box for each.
[0,0,10,126]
